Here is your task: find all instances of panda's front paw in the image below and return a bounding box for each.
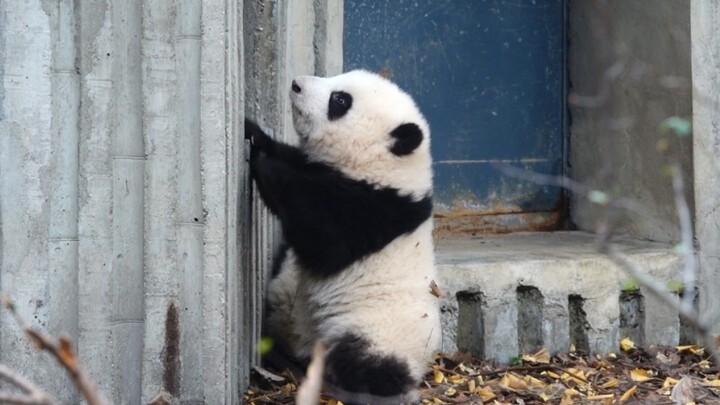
[244,118,273,153]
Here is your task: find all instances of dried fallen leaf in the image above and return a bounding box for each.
[559,388,580,405]
[561,368,588,384]
[619,385,637,402]
[429,280,445,298]
[671,375,695,405]
[523,375,545,389]
[467,378,476,393]
[476,386,495,402]
[499,373,529,391]
[620,337,635,352]
[521,348,550,364]
[663,377,679,388]
[630,368,652,382]
[433,367,445,384]
[447,374,465,385]
[587,394,614,400]
[601,378,619,389]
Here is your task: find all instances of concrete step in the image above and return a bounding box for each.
[436,231,687,362]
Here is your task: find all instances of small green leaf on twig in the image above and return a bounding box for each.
[588,190,610,205]
[257,337,274,355]
[667,280,685,294]
[659,116,692,137]
[621,279,639,292]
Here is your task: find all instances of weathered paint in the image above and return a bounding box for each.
[344,0,566,231]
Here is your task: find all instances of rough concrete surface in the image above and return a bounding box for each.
[2,1,718,403]
[691,2,720,335]
[437,232,682,362]
[568,0,693,244]
[1,0,248,403]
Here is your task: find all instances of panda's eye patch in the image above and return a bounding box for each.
[328,91,353,121]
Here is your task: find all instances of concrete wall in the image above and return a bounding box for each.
[0,0,340,403]
[242,0,342,365]
[568,0,693,243]
[1,0,248,402]
[691,2,720,334]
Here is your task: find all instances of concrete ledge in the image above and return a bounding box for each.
[436,231,683,362]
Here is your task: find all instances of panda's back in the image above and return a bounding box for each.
[272,218,439,403]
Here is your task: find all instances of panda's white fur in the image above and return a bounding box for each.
[291,70,433,201]
[247,70,441,404]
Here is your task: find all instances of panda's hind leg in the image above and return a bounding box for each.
[324,333,419,405]
[262,246,307,375]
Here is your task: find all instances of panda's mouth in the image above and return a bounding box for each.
[291,103,304,117]
[291,104,312,139]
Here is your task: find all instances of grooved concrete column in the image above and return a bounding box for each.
[691,2,720,334]
[2,0,248,403]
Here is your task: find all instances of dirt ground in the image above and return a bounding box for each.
[244,340,720,405]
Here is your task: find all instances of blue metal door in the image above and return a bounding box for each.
[344,0,566,234]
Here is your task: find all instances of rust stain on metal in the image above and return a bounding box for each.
[163,302,180,397]
[434,190,568,237]
[433,211,564,238]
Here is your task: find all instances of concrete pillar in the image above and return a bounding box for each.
[691,2,720,334]
[1,0,252,403]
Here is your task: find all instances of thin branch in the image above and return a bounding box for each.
[295,342,326,405]
[494,163,653,221]
[598,243,720,365]
[669,162,697,314]
[498,163,719,364]
[0,293,108,405]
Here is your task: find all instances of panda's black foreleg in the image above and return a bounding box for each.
[244,118,307,165]
[245,118,310,216]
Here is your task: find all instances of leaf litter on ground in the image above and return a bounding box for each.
[244,338,719,404]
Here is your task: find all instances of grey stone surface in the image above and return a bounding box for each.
[1,0,252,403]
[437,232,682,361]
[1,0,339,402]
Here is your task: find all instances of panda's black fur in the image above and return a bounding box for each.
[246,119,432,278]
[246,70,441,404]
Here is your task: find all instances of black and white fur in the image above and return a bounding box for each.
[246,70,441,404]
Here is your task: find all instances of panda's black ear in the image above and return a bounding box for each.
[389,123,423,156]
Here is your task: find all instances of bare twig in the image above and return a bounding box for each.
[669,162,697,314]
[494,163,653,221]
[596,243,719,365]
[0,293,109,405]
[497,163,720,365]
[295,342,326,405]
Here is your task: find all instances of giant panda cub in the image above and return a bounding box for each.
[245,70,441,404]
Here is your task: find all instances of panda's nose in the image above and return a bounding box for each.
[291,80,302,93]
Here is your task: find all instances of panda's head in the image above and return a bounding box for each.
[290,70,432,200]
